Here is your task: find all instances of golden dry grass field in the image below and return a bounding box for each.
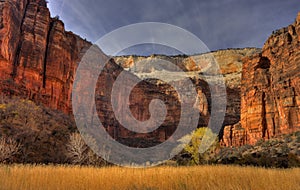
[0,165,299,190]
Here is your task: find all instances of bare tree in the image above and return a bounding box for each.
[66,133,110,166]
[66,133,88,164]
[0,137,21,163]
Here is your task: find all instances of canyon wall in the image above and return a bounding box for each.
[0,0,91,113]
[1,0,298,147]
[224,12,300,146]
[115,48,260,129]
[0,0,259,146]
[0,0,198,146]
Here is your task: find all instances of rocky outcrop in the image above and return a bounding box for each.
[222,123,246,147]
[225,12,300,146]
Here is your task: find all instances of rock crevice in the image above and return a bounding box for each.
[12,0,29,78]
[42,18,54,88]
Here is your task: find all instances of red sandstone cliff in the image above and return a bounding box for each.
[0,0,250,145]
[223,12,300,146]
[1,1,299,147]
[115,48,260,126]
[0,0,91,113]
[0,0,190,145]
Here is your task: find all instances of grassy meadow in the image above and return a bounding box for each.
[0,165,299,190]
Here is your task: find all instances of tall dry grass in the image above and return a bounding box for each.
[0,165,299,190]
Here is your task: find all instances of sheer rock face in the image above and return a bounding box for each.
[0,0,91,113]
[226,12,300,146]
[0,0,28,79]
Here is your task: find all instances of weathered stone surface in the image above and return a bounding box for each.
[0,0,28,80]
[236,12,300,146]
[94,63,182,145]
[222,123,246,147]
[115,48,260,131]
[0,0,91,114]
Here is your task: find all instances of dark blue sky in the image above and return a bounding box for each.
[48,0,300,55]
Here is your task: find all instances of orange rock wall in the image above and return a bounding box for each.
[239,12,300,145]
[0,0,91,113]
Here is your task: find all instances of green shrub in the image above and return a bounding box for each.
[288,153,300,167]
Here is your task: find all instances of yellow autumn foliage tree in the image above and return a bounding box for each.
[179,127,219,165]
